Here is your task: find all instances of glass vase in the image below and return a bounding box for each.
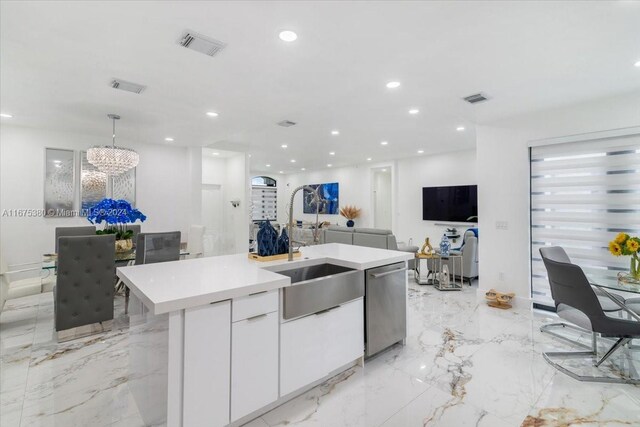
[631,254,640,280]
[618,254,640,286]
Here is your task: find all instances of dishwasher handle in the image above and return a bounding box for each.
[370,267,407,279]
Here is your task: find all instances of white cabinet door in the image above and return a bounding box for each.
[323,299,364,372]
[280,312,327,396]
[183,301,231,427]
[231,311,279,422]
[280,298,365,397]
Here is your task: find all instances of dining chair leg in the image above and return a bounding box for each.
[595,337,629,367]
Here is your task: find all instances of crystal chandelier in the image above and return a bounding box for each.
[87,114,139,175]
[81,169,107,192]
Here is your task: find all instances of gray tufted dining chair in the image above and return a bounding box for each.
[135,232,181,265]
[55,234,115,339]
[55,225,96,253]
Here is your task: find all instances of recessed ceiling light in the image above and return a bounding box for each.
[386,81,401,89]
[0,113,13,118]
[331,130,340,135]
[164,137,174,142]
[635,60,640,68]
[301,168,306,171]
[417,150,424,154]
[329,151,335,156]
[281,144,288,149]
[279,170,284,174]
[279,30,297,42]
[266,164,271,167]
[382,169,387,172]
[212,152,220,156]
[456,126,465,131]
[366,157,372,161]
[408,109,420,115]
[380,141,388,146]
[206,111,219,117]
[327,164,332,167]
[290,159,296,163]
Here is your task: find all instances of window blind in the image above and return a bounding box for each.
[251,186,277,221]
[530,134,640,307]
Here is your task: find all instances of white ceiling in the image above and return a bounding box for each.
[1,1,639,173]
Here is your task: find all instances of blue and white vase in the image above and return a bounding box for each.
[439,234,451,256]
[257,220,278,256]
[346,220,355,228]
[276,228,289,255]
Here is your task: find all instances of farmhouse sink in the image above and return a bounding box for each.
[277,263,364,320]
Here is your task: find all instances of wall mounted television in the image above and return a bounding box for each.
[422,185,478,222]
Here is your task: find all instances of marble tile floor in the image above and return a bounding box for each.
[1,282,639,427]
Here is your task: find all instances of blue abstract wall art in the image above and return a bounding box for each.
[303,182,339,215]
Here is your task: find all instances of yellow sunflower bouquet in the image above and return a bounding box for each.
[609,232,640,281]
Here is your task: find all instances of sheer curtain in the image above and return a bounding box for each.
[530,133,640,307]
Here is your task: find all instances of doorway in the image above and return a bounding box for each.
[372,167,392,230]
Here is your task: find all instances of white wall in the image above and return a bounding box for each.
[476,90,640,299]
[202,156,228,185]
[202,152,249,255]
[0,125,196,265]
[225,154,250,254]
[395,150,477,248]
[272,149,477,247]
[273,161,395,230]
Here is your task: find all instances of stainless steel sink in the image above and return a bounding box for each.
[278,263,364,320]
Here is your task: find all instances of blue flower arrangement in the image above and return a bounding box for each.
[87,198,146,240]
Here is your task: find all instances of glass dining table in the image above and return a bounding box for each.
[589,274,640,320]
[42,249,190,271]
[590,274,640,294]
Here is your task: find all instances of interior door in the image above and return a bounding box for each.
[373,169,392,230]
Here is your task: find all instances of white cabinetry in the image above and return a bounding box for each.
[231,291,279,422]
[280,298,364,396]
[183,301,231,427]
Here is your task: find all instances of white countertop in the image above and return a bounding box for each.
[265,243,413,271]
[117,243,412,315]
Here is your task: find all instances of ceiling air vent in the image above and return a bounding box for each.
[179,30,226,57]
[277,120,297,127]
[110,79,146,94]
[463,92,490,104]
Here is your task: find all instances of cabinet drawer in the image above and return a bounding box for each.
[232,289,278,322]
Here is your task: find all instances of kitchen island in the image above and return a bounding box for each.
[117,243,412,427]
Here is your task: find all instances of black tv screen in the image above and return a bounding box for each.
[422,185,477,222]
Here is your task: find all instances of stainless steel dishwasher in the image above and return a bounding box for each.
[365,261,407,357]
